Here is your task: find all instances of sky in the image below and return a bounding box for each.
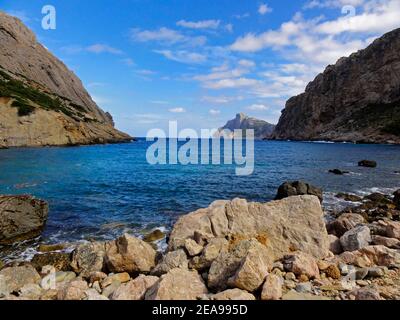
[1,0,400,137]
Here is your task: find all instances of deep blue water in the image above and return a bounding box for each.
[0,139,399,258]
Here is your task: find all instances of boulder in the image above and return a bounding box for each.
[0,265,41,293]
[145,268,208,300]
[358,160,377,168]
[57,279,89,300]
[282,290,330,300]
[0,195,48,245]
[340,225,371,252]
[394,190,400,209]
[151,249,188,276]
[143,229,165,243]
[31,252,72,271]
[328,234,343,254]
[335,193,362,202]
[70,241,106,278]
[111,275,158,300]
[353,287,381,300]
[326,213,365,237]
[212,289,256,300]
[105,233,156,274]
[84,288,109,300]
[169,196,329,262]
[184,239,203,257]
[189,238,229,271]
[382,221,400,240]
[339,245,400,267]
[38,243,66,253]
[371,235,400,249]
[101,272,130,288]
[283,252,320,279]
[18,283,43,299]
[364,193,393,205]
[208,239,271,291]
[329,169,349,175]
[261,273,283,300]
[275,181,323,203]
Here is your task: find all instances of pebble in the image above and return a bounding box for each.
[295,282,313,293]
[285,272,296,281]
[356,280,369,286]
[355,268,369,280]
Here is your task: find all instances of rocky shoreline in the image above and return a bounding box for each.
[1,180,400,300]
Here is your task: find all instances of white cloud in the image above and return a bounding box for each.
[169,107,186,113]
[131,27,207,46]
[86,44,123,55]
[233,13,250,19]
[209,109,221,115]
[304,0,364,9]
[136,69,156,76]
[247,104,269,111]
[202,95,243,104]
[225,24,234,33]
[204,78,259,90]
[258,3,273,15]
[238,59,256,68]
[155,50,207,64]
[177,19,220,29]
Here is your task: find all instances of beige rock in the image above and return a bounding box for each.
[70,241,106,278]
[57,279,88,300]
[101,281,121,298]
[151,249,188,276]
[282,290,330,300]
[84,288,109,300]
[0,195,48,245]
[261,274,283,300]
[105,234,156,274]
[190,238,229,270]
[185,239,203,256]
[101,272,130,288]
[145,268,208,300]
[88,271,107,283]
[169,196,329,262]
[353,287,381,300]
[339,245,400,267]
[283,252,320,279]
[112,275,159,300]
[326,213,365,237]
[383,221,400,240]
[18,283,43,299]
[0,265,41,293]
[371,235,400,249]
[212,289,256,300]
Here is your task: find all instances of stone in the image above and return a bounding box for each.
[285,272,296,281]
[70,241,106,278]
[111,275,158,300]
[0,195,48,245]
[143,229,165,243]
[189,238,229,271]
[367,267,387,278]
[394,190,400,209]
[325,265,341,280]
[335,193,362,202]
[84,288,109,300]
[383,221,400,240]
[228,244,272,292]
[101,281,121,298]
[0,265,41,293]
[101,272,130,288]
[184,239,203,257]
[151,249,188,276]
[283,252,320,279]
[326,213,366,237]
[0,275,8,298]
[355,268,369,280]
[145,268,208,300]
[57,279,88,300]
[353,287,381,300]
[18,284,43,299]
[212,289,256,301]
[169,196,330,262]
[54,271,76,283]
[282,290,329,300]
[31,252,72,271]
[371,235,400,249]
[261,274,283,300]
[298,274,309,282]
[38,244,66,253]
[295,282,313,293]
[105,234,156,274]
[340,225,371,252]
[39,289,58,300]
[88,271,107,283]
[275,181,323,203]
[208,239,272,291]
[284,280,297,290]
[358,160,377,168]
[329,169,349,175]
[328,234,343,254]
[339,245,400,267]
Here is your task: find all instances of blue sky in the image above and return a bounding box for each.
[2,0,399,136]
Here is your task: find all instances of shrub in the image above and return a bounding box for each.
[11,99,35,116]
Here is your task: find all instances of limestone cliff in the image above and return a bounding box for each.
[0,11,131,148]
[272,28,400,144]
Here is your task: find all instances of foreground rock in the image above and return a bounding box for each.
[0,195,48,245]
[169,196,329,262]
[0,265,41,295]
[275,181,323,203]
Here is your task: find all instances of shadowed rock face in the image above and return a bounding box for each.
[0,11,131,147]
[217,113,276,139]
[272,28,400,144]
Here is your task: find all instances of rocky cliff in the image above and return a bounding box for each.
[216,113,275,139]
[0,11,131,148]
[272,28,400,144]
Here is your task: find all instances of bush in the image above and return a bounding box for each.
[11,99,35,116]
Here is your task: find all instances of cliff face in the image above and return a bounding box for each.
[272,28,400,144]
[0,12,131,148]
[217,113,275,139]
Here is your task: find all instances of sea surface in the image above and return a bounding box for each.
[0,139,399,261]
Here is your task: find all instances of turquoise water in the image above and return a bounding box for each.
[0,139,399,254]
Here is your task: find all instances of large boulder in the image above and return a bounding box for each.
[339,245,400,267]
[111,275,158,300]
[275,181,323,203]
[169,196,329,262]
[151,249,188,276]
[31,252,72,272]
[261,273,283,300]
[340,225,371,252]
[70,241,106,278]
[0,265,41,294]
[0,195,48,245]
[283,252,320,279]
[145,268,208,300]
[326,213,366,237]
[57,279,89,300]
[189,238,229,271]
[105,233,156,274]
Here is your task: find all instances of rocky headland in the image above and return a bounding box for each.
[1,178,400,301]
[271,28,400,144]
[0,11,132,148]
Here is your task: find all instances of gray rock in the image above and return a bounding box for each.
[327,213,365,237]
[275,181,323,203]
[340,225,371,252]
[295,282,313,293]
[151,249,188,276]
[70,241,106,278]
